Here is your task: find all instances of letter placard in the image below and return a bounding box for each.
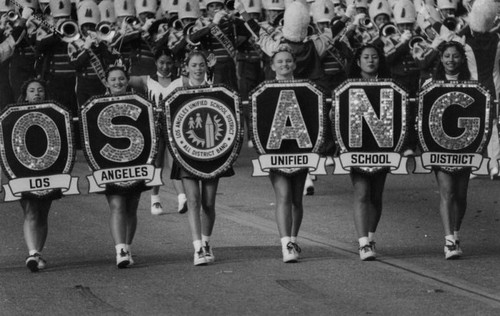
[0,101,78,201]
[80,93,161,192]
[416,81,492,174]
[332,79,409,174]
[250,80,327,176]
[163,84,243,179]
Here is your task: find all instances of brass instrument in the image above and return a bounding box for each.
[7,10,18,21]
[358,17,379,44]
[96,21,115,42]
[380,23,400,37]
[57,19,80,43]
[408,35,426,50]
[125,16,140,27]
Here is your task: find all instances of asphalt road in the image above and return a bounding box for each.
[1,144,500,315]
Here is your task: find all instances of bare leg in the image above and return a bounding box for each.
[351,171,373,239]
[452,170,471,232]
[435,170,455,236]
[125,193,140,245]
[291,172,307,237]
[270,172,293,238]
[200,179,219,237]
[367,172,387,233]
[21,199,52,253]
[183,178,202,241]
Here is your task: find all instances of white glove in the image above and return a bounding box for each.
[141,18,155,32]
[83,35,94,49]
[352,13,366,26]
[213,10,228,25]
[21,7,34,20]
[430,33,445,49]
[419,5,430,21]
[344,4,356,19]
[400,30,412,42]
[234,0,245,13]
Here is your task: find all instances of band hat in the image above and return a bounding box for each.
[437,0,458,10]
[368,0,391,20]
[135,0,158,15]
[162,0,180,14]
[310,0,335,23]
[0,0,14,12]
[355,0,369,9]
[50,0,72,17]
[282,0,310,42]
[39,0,49,4]
[263,0,285,10]
[178,0,200,19]
[205,0,224,6]
[241,0,262,14]
[99,0,116,23]
[115,0,135,17]
[77,0,100,26]
[469,0,498,33]
[199,0,206,10]
[392,0,416,24]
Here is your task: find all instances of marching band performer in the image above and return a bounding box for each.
[260,0,285,80]
[102,61,151,268]
[236,0,264,149]
[17,78,61,272]
[34,0,78,138]
[266,44,308,263]
[128,47,188,216]
[422,41,473,260]
[69,0,118,107]
[0,1,17,109]
[186,0,245,90]
[164,50,234,266]
[347,43,391,261]
[7,0,39,103]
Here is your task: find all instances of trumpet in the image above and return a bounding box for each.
[408,35,426,50]
[169,19,184,32]
[380,23,400,37]
[7,10,18,21]
[125,16,140,27]
[96,21,115,42]
[358,17,379,44]
[57,19,80,43]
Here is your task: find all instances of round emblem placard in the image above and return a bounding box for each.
[172,97,238,161]
[163,84,243,179]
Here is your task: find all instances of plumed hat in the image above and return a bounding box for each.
[115,0,136,17]
[77,0,100,26]
[393,0,416,24]
[469,0,498,33]
[369,0,391,20]
[135,0,158,15]
[282,0,310,42]
[99,0,116,23]
[50,0,71,17]
[178,0,200,19]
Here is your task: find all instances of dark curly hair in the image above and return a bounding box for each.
[432,41,471,81]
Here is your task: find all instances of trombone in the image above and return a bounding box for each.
[57,19,80,43]
[96,21,116,42]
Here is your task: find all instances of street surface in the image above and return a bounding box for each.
[1,144,500,315]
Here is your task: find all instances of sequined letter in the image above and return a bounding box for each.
[349,88,394,148]
[266,90,313,149]
[98,103,144,162]
[429,92,478,150]
[12,112,61,170]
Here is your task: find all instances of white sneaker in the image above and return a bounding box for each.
[248,140,254,148]
[282,242,299,263]
[359,244,376,261]
[116,249,131,268]
[25,254,41,272]
[490,167,499,180]
[444,241,461,260]
[326,156,334,166]
[178,195,188,214]
[194,249,208,266]
[151,202,166,216]
[203,242,215,263]
[303,179,314,196]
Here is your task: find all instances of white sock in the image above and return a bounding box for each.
[453,231,460,241]
[290,236,297,244]
[281,236,291,250]
[445,235,455,244]
[368,232,375,243]
[193,240,203,251]
[178,193,187,202]
[201,235,210,246]
[115,243,127,254]
[151,194,161,205]
[29,249,38,256]
[358,236,370,247]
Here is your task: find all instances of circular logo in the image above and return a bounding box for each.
[172,97,237,161]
